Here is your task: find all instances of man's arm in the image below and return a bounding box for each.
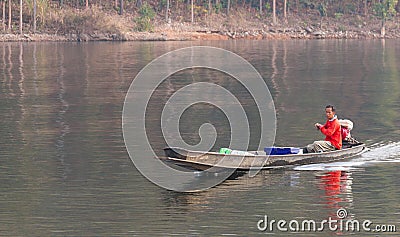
[315,123,323,129]
[320,121,340,136]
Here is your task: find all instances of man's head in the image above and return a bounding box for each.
[325,105,336,120]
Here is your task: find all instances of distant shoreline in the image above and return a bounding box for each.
[1,8,399,42]
[1,28,399,42]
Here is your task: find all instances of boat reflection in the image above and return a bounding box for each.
[317,171,354,217]
[158,169,356,222]
[158,169,303,211]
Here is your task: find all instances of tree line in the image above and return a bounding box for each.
[1,0,399,34]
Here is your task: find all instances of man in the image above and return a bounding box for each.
[306,105,342,153]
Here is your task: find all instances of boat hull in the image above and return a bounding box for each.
[161,144,367,171]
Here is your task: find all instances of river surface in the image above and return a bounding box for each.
[1,40,399,236]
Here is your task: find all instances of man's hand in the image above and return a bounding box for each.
[315,123,322,130]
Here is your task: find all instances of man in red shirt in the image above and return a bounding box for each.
[306,105,342,153]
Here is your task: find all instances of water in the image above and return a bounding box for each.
[0,40,399,236]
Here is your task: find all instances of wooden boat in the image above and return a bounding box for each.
[161,143,367,171]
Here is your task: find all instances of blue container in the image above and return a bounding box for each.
[264,147,300,155]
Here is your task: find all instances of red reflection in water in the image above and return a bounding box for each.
[318,171,352,212]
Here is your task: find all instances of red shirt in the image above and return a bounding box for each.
[320,117,342,149]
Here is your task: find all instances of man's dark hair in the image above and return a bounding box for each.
[326,104,335,111]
